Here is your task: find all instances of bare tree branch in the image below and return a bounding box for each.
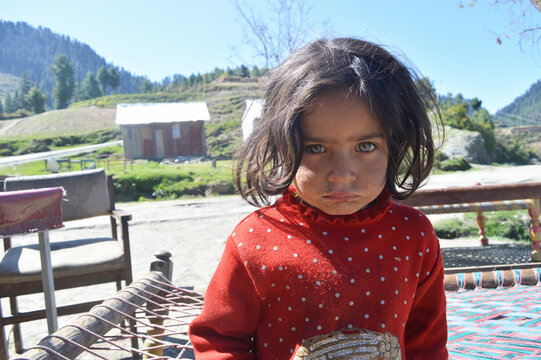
[460,0,541,47]
[231,0,326,69]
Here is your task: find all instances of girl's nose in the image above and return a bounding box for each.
[328,153,356,183]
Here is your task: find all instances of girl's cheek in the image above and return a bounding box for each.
[294,166,316,187]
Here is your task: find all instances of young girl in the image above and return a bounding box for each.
[189,37,448,360]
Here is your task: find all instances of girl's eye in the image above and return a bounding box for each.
[357,143,375,152]
[306,144,325,153]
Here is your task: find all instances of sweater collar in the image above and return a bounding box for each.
[277,185,391,226]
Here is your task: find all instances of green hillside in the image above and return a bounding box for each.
[494,79,541,126]
[0,20,146,104]
[0,77,264,158]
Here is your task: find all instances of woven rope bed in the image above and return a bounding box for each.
[12,257,541,360]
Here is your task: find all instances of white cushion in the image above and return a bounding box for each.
[0,238,124,284]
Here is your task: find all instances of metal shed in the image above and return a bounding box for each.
[116,102,210,160]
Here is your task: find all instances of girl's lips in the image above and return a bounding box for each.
[323,193,359,201]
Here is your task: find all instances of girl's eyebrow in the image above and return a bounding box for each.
[303,133,385,143]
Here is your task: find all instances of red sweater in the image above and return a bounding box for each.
[189,188,448,359]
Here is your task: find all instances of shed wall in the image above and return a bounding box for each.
[122,121,206,160]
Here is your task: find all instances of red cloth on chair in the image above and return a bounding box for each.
[0,187,64,236]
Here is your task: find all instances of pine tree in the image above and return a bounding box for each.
[239,65,250,78]
[50,54,76,109]
[470,98,482,111]
[139,78,152,93]
[4,93,16,113]
[0,97,4,118]
[213,67,225,79]
[97,66,110,95]
[18,71,33,110]
[79,71,102,100]
[12,90,22,111]
[108,67,120,93]
[188,74,197,87]
[25,85,47,113]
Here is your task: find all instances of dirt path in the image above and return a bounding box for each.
[0,118,21,135]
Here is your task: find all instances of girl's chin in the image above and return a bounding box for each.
[318,203,367,216]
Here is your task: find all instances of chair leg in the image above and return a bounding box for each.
[9,297,23,354]
[0,303,9,360]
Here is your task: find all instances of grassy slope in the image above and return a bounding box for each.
[0,108,117,138]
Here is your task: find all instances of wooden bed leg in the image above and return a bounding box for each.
[142,251,173,359]
[142,317,165,359]
[476,210,489,246]
[528,199,541,262]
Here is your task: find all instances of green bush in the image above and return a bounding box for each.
[1,109,32,120]
[14,139,50,155]
[0,139,32,158]
[471,211,530,241]
[433,210,531,242]
[433,217,478,239]
[51,129,121,147]
[112,161,236,201]
[114,169,189,201]
[437,157,471,171]
[94,144,123,156]
[491,141,536,165]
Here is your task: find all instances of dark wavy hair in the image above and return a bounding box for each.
[235,37,442,207]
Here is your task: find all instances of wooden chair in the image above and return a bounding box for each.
[0,168,133,359]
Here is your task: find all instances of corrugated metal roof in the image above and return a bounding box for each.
[241,99,264,140]
[115,102,210,125]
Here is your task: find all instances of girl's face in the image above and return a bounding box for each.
[294,88,389,215]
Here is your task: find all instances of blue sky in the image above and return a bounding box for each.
[1,0,540,114]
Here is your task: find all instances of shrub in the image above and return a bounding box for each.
[14,139,50,155]
[470,211,530,241]
[491,141,536,165]
[433,217,478,239]
[433,210,531,242]
[112,161,236,201]
[437,157,471,171]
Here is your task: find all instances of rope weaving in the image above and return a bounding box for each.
[13,268,540,359]
[444,266,541,291]
[446,283,541,359]
[13,272,204,360]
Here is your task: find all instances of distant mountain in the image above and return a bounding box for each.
[0,20,146,105]
[494,79,541,127]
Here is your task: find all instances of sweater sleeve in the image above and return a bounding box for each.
[404,240,449,360]
[189,237,261,359]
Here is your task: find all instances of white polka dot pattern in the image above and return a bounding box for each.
[198,195,444,360]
